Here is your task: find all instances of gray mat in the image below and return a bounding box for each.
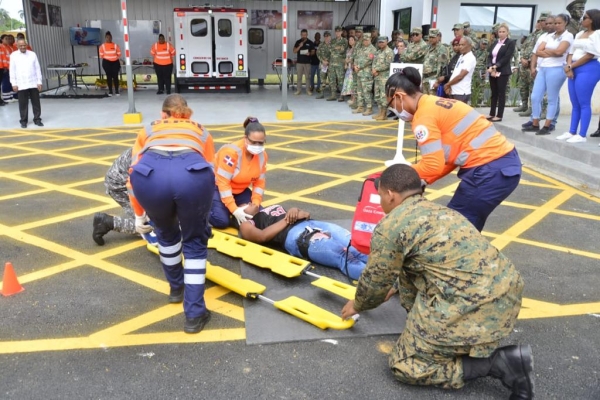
[241,220,406,345]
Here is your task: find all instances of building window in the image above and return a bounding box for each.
[191,19,208,37]
[460,4,535,38]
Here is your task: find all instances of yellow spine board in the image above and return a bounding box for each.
[273,296,356,330]
[310,276,356,300]
[209,231,309,278]
[146,244,266,297]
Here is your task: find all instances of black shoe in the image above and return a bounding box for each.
[184,310,211,334]
[536,126,551,135]
[34,121,44,127]
[0,101,6,106]
[20,123,27,128]
[156,90,164,95]
[522,125,539,132]
[92,212,114,246]
[590,129,600,138]
[548,125,555,132]
[521,121,533,128]
[169,287,184,303]
[489,345,534,400]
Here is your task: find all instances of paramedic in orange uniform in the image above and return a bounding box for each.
[385,67,521,231]
[150,34,175,95]
[209,117,268,229]
[99,31,122,96]
[127,94,215,334]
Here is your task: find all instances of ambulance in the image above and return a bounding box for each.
[173,6,251,93]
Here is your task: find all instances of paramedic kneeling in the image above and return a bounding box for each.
[386,67,521,231]
[127,94,215,334]
[209,117,268,228]
[341,164,533,399]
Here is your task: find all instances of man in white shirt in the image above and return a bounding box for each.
[444,36,477,103]
[9,39,43,128]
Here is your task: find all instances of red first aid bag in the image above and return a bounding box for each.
[350,172,386,254]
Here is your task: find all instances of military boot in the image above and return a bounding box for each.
[362,107,373,116]
[337,95,345,102]
[374,109,388,121]
[316,90,325,99]
[518,108,532,117]
[463,345,534,400]
[513,104,528,112]
[352,106,365,114]
[92,213,115,246]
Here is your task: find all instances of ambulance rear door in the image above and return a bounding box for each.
[213,9,250,92]
[248,26,268,81]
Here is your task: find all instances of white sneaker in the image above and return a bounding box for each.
[566,135,586,143]
[556,132,574,140]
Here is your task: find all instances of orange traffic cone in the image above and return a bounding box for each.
[1,262,25,297]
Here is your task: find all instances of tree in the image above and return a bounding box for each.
[0,8,10,26]
[18,9,24,21]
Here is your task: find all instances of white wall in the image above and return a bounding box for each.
[379,0,432,38]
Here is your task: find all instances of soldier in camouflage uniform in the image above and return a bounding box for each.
[566,0,586,35]
[349,27,364,109]
[403,27,428,64]
[422,29,449,95]
[328,26,349,101]
[372,36,394,120]
[352,33,377,116]
[92,148,156,246]
[388,30,402,50]
[463,21,479,49]
[315,32,332,100]
[341,164,533,399]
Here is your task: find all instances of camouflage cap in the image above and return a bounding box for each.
[335,26,343,31]
[567,0,586,11]
[463,21,471,28]
[371,27,378,32]
[323,31,331,37]
[538,11,552,21]
[377,35,388,42]
[354,26,364,32]
[392,29,402,35]
[492,23,501,31]
[481,38,489,45]
[452,23,464,30]
[428,29,440,38]
[362,33,371,40]
[410,27,422,34]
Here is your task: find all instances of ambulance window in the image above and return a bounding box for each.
[191,19,208,37]
[218,20,232,37]
[248,28,264,45]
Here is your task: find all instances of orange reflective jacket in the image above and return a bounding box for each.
[411,95,514,184]
[214,138,268,213]
[99,43,121,62]
[151,42,175,65]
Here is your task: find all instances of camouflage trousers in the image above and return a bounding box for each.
[389,330,499,389]
[328,62,345,95]
[356,74,374,108]
[319,69,330,94]
[374,77,387,108]
[421,74,437,95]
[107,187,136,234]
[518,65,532,107]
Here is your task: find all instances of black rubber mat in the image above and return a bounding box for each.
[242,220,406,345]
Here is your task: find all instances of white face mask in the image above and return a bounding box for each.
[247,145,264,155]
[392,95,414,122]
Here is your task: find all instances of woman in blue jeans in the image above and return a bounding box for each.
[525,14,574,135]
[556,9,600,143]
[239,204,368,280]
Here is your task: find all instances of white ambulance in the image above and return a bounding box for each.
[173,6,251,93]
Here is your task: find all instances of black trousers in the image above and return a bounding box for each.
[489,74,510,118]
[18,88,42,124]
[154,63,173,93]
[0,68,5,104]
[102,59,121,94]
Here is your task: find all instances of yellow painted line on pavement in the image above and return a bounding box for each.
[491,190,574,250]
[14,204,116,231]
[519,298,600,319]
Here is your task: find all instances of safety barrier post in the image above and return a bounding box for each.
[121,0,143,124]
[277,0,294,120]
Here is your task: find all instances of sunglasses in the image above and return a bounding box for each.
[410,33,420,36]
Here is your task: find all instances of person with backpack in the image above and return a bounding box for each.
[238,204,367,280]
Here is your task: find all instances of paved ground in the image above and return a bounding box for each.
[0,121,599,399]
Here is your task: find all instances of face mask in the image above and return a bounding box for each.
[247,145,264,155]
[395,95,414,122]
